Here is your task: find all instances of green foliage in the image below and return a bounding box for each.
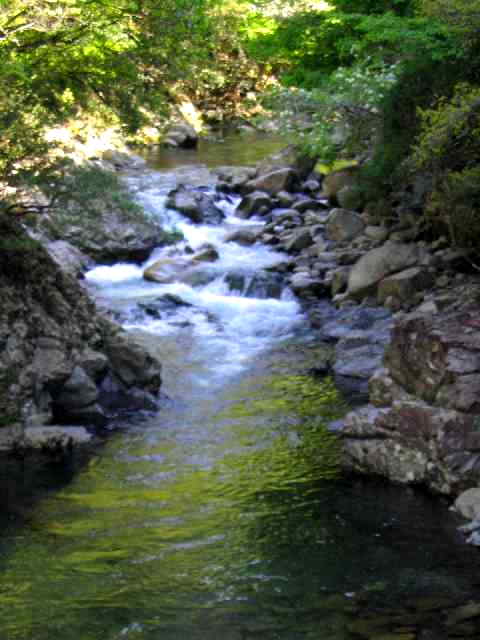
[266,59,399,165]
[412,83,480,176]
[0,0,219,183]
[423,167,480,249]
[331,0,415,14]
[40,164,143,221]
[411,83,480,248]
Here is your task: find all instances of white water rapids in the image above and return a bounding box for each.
[85,167,304,387]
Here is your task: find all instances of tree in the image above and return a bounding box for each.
[0,0,216,184]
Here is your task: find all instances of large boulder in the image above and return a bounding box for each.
[46,240,94,278]
[166,185,224,224]
[236,191,273,219]
[347,241,427,299]
[337,304,480,495]
[386,306,480,412]
[143,257,188,284]
[214,166,256,193]
[162,121,198,149]
[244,168,298,195]
[326,208,365,243]
[256,145,317,180]
[377,267,434,306]
[37,208,165,265]
[340,400,480,495]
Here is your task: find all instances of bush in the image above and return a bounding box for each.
[424,167,480,249]
[410,84,480,249]
[40,163,144,222]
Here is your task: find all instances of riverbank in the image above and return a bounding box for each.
[10,137,480,511]
[2,137,480,639]
[195,145,480,540]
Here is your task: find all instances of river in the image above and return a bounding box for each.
[0,134,480,639]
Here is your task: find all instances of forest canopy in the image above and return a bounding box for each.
[2,0,480,247]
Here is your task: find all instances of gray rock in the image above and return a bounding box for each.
[276,191,295,208]
[453,488,480,520]
[166,185,224,224]
[347,241,426,299]
[0,216,164,441]
[143,257,188,283]
[225,230,257,246]
[289,273,327,298]
[377,267,434,305]
[103,330,161,392]
[302,179,321,194]
[162,121,198,149]
[23,426,92,450]
[245,273,283,299]
[364,225,389,243]
[46,240,94,278]
[322,166,359,204]
[236,191,273,218]
[77,348,110,382]
[55,366,98,410]
[245,168,298,195]
[285,228,313,252]
[292,198,328,214]
[255,145,317,180]
[334,337,386,381]
[269,208,300,223]
[179,268,218,287]
[192,244,219,262]
[326,208,365,243]
[214,166,256,192]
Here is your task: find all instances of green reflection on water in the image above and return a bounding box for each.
[0,374,347,640]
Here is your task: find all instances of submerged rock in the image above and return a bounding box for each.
[225,229,258,246]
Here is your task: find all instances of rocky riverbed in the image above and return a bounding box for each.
[2,138,480,639]
[181,144,480,540]
[8,139,480,529]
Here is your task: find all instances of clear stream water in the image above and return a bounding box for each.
[1,135,480,640]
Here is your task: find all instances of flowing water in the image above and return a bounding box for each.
[1,137,480,640]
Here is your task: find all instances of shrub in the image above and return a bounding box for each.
[424,167,480,249]
[411,84,480,249]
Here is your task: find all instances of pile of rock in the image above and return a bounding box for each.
[0,216,162,454]
[229,153,480,513]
